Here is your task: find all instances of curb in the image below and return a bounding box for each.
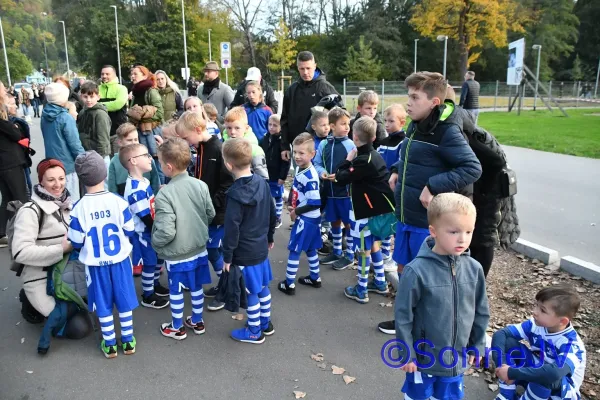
[560,256,600,284]
[510,238,560,266]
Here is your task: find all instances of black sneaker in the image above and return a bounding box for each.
[318,241,333,256]
[262,321,275,336]
[332,256,354,271]
[298,275,322,288]
[204,286,219,298]
[320,253,341,265]
[207,298,225,311]
[277,280,295,295]
[275,218,282,229]
[378,320,396,335]
[154,283,170,297]
[141,293,170,309]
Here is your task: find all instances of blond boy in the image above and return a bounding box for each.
[349,90,386,147]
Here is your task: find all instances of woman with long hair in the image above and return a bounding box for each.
[155,70,183,121]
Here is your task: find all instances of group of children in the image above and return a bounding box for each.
[62,70,586,400]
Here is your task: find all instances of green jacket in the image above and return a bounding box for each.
[98,79,128,112]
[158,86,182,121]
[76,103,111,157]
[130,88,164,124]
[222,127,268,179]
[108,154,161,197]
[152,171,215,261]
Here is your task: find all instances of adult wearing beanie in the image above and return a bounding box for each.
[41,83,85,203]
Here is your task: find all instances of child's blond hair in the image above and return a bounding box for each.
[203,103,218,120]
[292,132,315,149]
[158,138,191,171]
[176,111,206,137]
[224,106,248,125]
[358,90,379,106]
[427,193,476,225]
[353,118,377,144]
[116,122,138,140]
[222,138,253,169]
[383,104,407,120]
[118,143,148,168]
[269,114,281,124]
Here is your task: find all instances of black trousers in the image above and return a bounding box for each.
[0,165,28,236]
[470,244,495,278]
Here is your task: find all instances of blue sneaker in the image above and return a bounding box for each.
[344,285,369,304]
[367,280,389,295]
[231,327,265,344]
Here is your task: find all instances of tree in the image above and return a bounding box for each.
[340,36,382,81]
[572,54,584,80]
[411,0,527,78]
[267,19,297,76]
[0,48,34,82]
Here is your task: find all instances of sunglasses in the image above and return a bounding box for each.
[129,153,152,161]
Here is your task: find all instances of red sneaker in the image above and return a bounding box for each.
[133,264,142,277]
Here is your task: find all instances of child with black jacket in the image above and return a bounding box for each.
[334,117,395,304]
[260,114,290,228]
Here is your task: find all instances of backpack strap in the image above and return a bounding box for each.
[28,200,45,233]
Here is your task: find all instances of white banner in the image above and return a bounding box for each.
[507,38,525,86]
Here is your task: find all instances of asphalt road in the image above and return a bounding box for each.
[0,119,497,399]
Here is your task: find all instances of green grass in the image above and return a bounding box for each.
[478,109,600,159]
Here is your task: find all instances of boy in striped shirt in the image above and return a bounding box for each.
[120,143,169,309]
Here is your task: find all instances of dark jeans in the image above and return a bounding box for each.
[470,244,494,278]
[0,165,28,236]
[32,98,40,117]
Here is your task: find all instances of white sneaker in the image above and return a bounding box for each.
[0,236,8,248]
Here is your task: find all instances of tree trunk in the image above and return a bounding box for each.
[246,30,257,66]
[457,0,469,79]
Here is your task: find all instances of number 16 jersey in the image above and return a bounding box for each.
[69,191,135,266]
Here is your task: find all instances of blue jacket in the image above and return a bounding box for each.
[223,174,276,266]
[244,102,272,142]
[391,103,481,229]
[313,134,327,155]
[41,104,85,174]
[377,130,405,170]
[314,136,356,198]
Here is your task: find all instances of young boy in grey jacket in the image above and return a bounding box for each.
[152,138,215,341]
[394,193,489,400]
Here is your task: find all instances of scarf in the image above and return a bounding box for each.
[203,77,220,95]
[34,184,71,211]
[131,79,154,97]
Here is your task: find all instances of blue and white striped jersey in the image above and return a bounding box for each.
[508,317,586,391]
[68,191,135,266]
[124,176,155,235]
[291,165,321,219]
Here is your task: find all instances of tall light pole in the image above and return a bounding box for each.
[532,44,542,110]
[437,35,448,79]
[594,56,599,99]
[39,13,50,82]
[110,6,122,84]
[414,39,419,73]
[59,21,70,79]
[0,17,10,86]
[208,29,212,61]
[181,0,189,81]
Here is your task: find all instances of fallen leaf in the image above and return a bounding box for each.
[379,303,386,307]
[2,287,7,291]
[464,368,474,376]
[310,353,324,362]
[385,302,393,307]
[576,287,586,293]
[15,321,20,326]
[589,389,596,397]
[293,391,306,399]
[231,314,244,321]
[488,384,499,392]
[317,362,327,370]
[294,379,299,382]
[26,371,33,374]
[331,365,345,375]
[472,372,480,377]
[21,337,25,344]
[343,375,356,384]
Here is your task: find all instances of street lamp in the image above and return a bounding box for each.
[414,39,419,73]
[110,6,122,84]
[532,44,542,110]
[59,21,70,79]
[0,17,10,86]
[40,12,50,83]
[208,29,212,62]
[437,35,448,79]
[594,56,599,99]
[181,0,189,81]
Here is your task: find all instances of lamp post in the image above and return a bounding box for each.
[208,29,212,61]
[59,21,70,79]
[0,17,10,86]
[40,13,50,83]
[110,6,122,84]
[532,44,542,110]
[414,39,419,73]
[181,0,189,81]
[594,56,599,99]
[437,35,448,79]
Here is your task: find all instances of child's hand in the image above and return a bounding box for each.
[400,361,418,373]
[389,172,398,191]
[154,135,164,146]
[325,173,336,181]
[278,179,285,186]
[290,209,297,221]
[223,262,230,273]
[268,242,274,250]
[321,172,329,180]
[346,148,357,161]
[419,185,434,209]
[128,92,133,100]
[61,235,73,253]
[495,364,513,384]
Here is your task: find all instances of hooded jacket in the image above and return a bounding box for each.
[260,133,291,182]
[158,86,183,121]
[98,78,128,137]
[222,174,276,266]
[77,103,112,157]
[222,127,269,180]
[280,68,340,151]
[395,238,490,377]
[391,102,481,229]
[41,104,85,174]
[192,135,234,226]
[230,79,279,113]
[377,130,405,170]
[0,118,27,171]
[314,135,356,198]
[244,102,272,142]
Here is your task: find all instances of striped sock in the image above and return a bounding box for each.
[275,197,283,219]
[345,232,354,260]
[169,291,184,329]
[381,236,392,257]
[259,286,271,330]
[372,250,385,285]
[286,250,300,286]
[141,264,156,297]
[307,249,320,281]
[357,254,371,293]
[98,314,116,346]
[154,264,162,285]
[247,293,260,334]
[497,380,517,400]
[208,247,223,278]
[520,382,551,400]
[119,310,134,343]
[191,288,204,324]
[332,226,342,256]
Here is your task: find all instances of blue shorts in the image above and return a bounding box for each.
[239,259,273,295]
[131,232,157,266]
[324,197,352,223]
[402,372,464,400]
[207,225,224,249]
[86,259,139,316]
[268,181,284,199]
[392,222,429,266]
[288,216,323,253]
[166,252,211,293]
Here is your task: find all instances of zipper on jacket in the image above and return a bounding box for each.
[450,260,458,376]
[196,143,204,179]
[400,126,415,223]
[329,140,335,197]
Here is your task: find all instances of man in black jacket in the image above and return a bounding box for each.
[230,67,278,114]
[280,51,340,162]
[459,71,480,123]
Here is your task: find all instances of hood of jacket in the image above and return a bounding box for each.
[42,103,68,122]
[297,67,327,87]
[227,174,266,206]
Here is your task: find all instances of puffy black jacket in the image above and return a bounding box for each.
[460,79,480,110]
[230,79,278,114]
[192,135,234,226]
[280,68,340,151]
[349,112,387,149]
[0,118,27,171]
[260,133,291,182]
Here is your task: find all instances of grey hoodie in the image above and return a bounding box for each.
[395,237,489,377]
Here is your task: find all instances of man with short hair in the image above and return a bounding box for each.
[230,67,278,113]
[198,61,235,117]
[280,51,340,162]
[98,65,129,155]
[459,71,480,123]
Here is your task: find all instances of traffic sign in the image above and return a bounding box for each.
[220,42,231,69]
